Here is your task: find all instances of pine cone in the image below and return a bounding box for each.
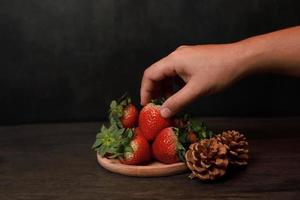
[215,130,249,166]
[185,138,229,181]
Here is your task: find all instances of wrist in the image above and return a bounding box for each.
[233,36,273,76]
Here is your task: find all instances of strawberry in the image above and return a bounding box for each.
[186,131,198,143]
[121,104,139,128]
[109,94,138,128]
[152,127,186,164]
[92,125,151,165]
[174,114,214,144]
[139,102,172,141]
[184,121,214,143]
[121,128,151,165]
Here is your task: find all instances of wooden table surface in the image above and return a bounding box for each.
[1,118,300,200]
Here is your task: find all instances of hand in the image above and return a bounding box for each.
[141,26,300,118]
[140,43,252,118]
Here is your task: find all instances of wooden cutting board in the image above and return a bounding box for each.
[97,154,188,177]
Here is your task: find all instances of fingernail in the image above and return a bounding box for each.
[160,107,172,118]
[140,99,145,106]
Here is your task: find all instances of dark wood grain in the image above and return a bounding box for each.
[1,118,300,200]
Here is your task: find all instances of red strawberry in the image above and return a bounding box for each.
[121,128,151,165]
[109,95,138,128]
[186,131,198,143]
[121,104,139,128]
[139,103,172,141]
[152,127,185,164]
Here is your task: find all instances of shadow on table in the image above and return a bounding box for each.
[191,166,249,185]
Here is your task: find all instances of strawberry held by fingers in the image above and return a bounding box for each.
[121,128,151,165]
[109,94,139,128]
[152,127,186,164]
[139,102,172,141]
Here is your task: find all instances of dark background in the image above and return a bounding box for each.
[1,0,300,125]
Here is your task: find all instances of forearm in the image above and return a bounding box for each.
[236,26,300,76]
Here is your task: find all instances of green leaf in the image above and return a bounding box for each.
[177,142,186,162]
[110,100,117,108]
[106,146,118,155]
[117,93,130,104]
[124,146,133,153]
[174,127,187,162]
[108,94,135,129]
[201,131,207,139]
[101,125,106,132]
[178,128,187,144]
[98,145,106,156]
[123,128,134,139]
[91,139,102,150]
[92,124,126,157]
[116,128,125,137]
[91,122,138,161]
[185,120,215,141]
[96,130,104,139]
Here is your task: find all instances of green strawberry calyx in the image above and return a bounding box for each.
[187,121,214,140]
[175,114,214,141]
[173,127,187,162]
[109,93,131,128]
[91,124,134,159]
[173,117,215,161]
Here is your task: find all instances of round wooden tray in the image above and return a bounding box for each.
[97,154,188,177]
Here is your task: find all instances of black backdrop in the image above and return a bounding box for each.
[1,0,300,124]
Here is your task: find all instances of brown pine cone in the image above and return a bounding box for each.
[185,138,229,181]
[215,130,249,166]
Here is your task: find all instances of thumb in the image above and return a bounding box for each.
[160,81,201,118]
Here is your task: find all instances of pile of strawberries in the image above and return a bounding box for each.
[92,94,213,165]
